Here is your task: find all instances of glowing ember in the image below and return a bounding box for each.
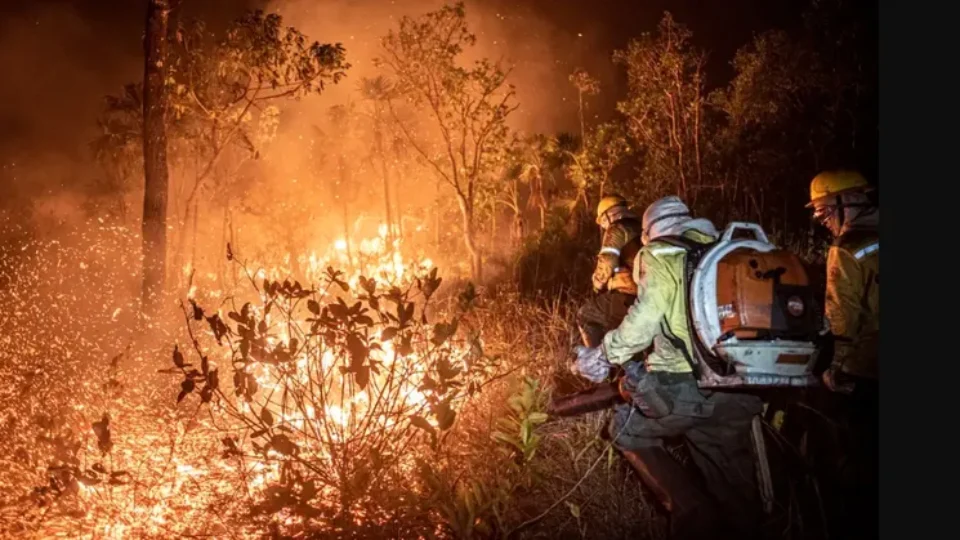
[0,219,489,537]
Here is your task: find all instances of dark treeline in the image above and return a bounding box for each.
[510,0,876,297]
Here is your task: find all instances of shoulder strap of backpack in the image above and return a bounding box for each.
[653,235,715,273]
[651,234,730,379]
[654,235,697,250]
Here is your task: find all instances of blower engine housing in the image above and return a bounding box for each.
[682,223,822,388]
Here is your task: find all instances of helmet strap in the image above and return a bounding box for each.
[835,192,874,230]
[835,195,845,230]
[598,212,609,229]
[642,211,690,239]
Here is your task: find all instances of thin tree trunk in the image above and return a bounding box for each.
[435,180,441,250]
[455,192,481,281]
[172,196,190,287]
[533,171,547,231]
[693,67,704,190]
[512,177,522,247]
[227,210,238,290]
[394,165,404,239]
[338,154,353,262]
[374,112,394,242]
[665,93,687,200]
[189,196,198,280]
[491,200,497,244]
[218,204,228,286]
[578,90,585,148]
[513,213,522,248]
[140,0,177,316]
[342,202,352,262]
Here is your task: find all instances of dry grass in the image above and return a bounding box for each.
[466,292,666,538]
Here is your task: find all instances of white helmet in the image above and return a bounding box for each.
[641,196,717,244]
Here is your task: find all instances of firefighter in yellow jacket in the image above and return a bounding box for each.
[807,170,879,390]
[573,196,764,539]
[807,170,878,539]
[575,194,643,348]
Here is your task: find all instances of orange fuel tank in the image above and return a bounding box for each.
[715,249,816,340]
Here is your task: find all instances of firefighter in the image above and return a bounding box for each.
[575,194,643,348]
[807,170,879,391]
[574,196,764,539]
[807,169,878,539]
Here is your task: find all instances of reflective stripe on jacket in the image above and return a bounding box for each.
[592,217,643,293]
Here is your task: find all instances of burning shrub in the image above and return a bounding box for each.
[165,256,514,535]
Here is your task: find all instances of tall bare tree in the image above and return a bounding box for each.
[376,1,517,281]
[568,68,600,147]
[359,76,399,242]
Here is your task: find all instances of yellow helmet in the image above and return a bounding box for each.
[596,194,627,222]
[806,170,873,207]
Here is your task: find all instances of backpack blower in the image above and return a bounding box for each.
[553,221,825,418]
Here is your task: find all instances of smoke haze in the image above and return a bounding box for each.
[0,0,805,233]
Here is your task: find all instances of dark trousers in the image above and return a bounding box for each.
[612,386,765,539]
[575,290,635,347]
[835,377,879,539]
[774,376,878,539]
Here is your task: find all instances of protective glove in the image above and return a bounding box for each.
[818,316,831,336]
[591,273,607,293]
[571,345,612,383]
[822,365,854,394]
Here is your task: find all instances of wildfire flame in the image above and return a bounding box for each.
[3,221,466,537]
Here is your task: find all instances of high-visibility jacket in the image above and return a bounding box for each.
[826,227,879,379]
[602,228,717,373]
[592,209,643,294]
